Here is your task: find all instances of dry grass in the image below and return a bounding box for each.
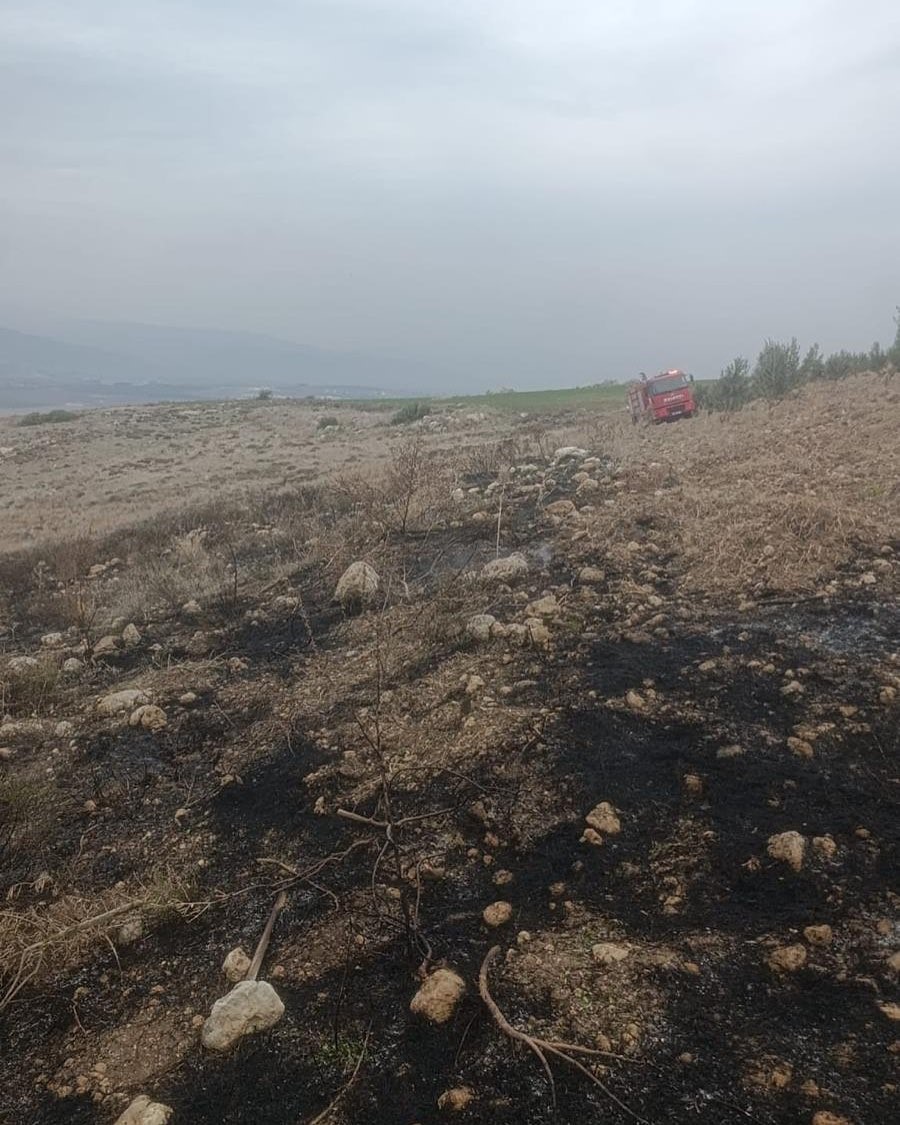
[583,372,899,595]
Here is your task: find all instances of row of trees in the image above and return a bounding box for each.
[695,308,900,412]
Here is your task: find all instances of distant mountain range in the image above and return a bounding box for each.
[0,322,443,409]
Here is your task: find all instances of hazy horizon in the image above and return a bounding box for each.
[3,1,900,390]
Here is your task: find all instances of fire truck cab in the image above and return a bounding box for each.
[628,369,696,424]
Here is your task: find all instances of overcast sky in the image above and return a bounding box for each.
[2,1,899,388]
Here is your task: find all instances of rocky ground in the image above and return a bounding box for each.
[0,374,898,1125]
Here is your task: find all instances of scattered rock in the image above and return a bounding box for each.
[40,632,65,649]
[466,614,497,642]
[334,561,380,609]
[524,617,551,646]
[768,944,808,973]
[222,947,252,984]
[767,831,807,872]
[578,566,605,584]
[97,689,149,716]
[625,689,647,712]
[437,1086,476,1112]
[62,657,84,675]
[181,599,202,618]
[7,656,39,675]
[113,1095,173,1125]
[591,942,630,966]
[482,901,513,927]
[812,835,837,859]
[185,630,212,657]
[878,1001,900,1021]
[788,737,815,759]
[525,594,559,618]
[129,705,168,731]
[717,744,744,759]
[811,1113,853,1125]
[201,980,285,1051]
[481,553,529,583]
[117,916,144,945]
[122,623,142,647]
[93,635,120,657]
[409,968,466,1024]
[682,773,703,795]
[553,446,587,462]
[544,499,576,518]
[54,720,74,737]
[585,801,622,836]
[804,924,833,947]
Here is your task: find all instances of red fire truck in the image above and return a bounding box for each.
[628,369,696,424]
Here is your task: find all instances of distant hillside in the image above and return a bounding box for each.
[0,322,441,408]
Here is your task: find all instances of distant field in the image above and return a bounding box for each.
[355,382,629,414]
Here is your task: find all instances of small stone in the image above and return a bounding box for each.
[591,942,630,966]
[812,835,837,859]
[493,869,514,886]
[682,773,703,795]
[524,617,551,646]
[483,901,513,927]
[409,969,466,1024]
[122,623,142,647]
[41,632,65,649]
[113,1096,173,1125]
[481,554,529,583]
[129,705,168,731]
[466,614,497,642]
[886,951,900,974]
[185,631,211,657]
[525,594,558,618]
[93,635,120,657]
[769,944,808,973]
[62,657,84,674]
[585,801,621,836]
[201,980,285,1051]
[767,831,807,872]
[437,1086,475,1112]
[717,744,744,759]
[97,689,149,716]
[578,566,605,584]
[334,561,380,609]
[878,1001,900,1021]
[117,916,143,945]
[811,1114,853,1125]
[580,827,604,847]
[788,737,815,759]
[625,689,647,712]
[781,680,804,697]
[804,924,833,947]
[181,599,202,617]
[222,947,252,984]
[179,692,197,705]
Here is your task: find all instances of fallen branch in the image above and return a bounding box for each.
[478,945,649,1123]
[246,891,287,981]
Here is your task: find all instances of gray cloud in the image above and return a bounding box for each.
[2,0,899,388]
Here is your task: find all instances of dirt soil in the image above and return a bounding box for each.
[1,373,898,1125]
